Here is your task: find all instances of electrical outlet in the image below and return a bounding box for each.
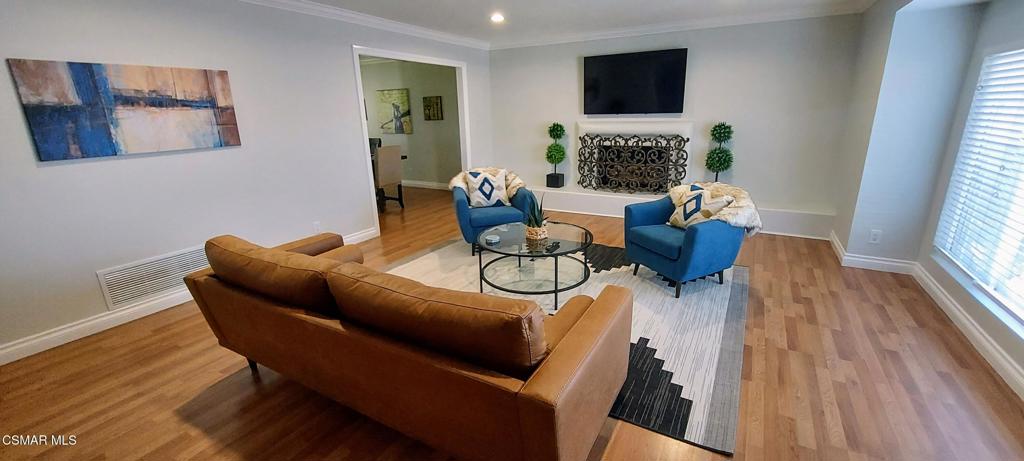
[313,221,322,233]
[869,229,882,244]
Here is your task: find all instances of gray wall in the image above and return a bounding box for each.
[917,0,1024,375]
[0,0,492,344]
[832,0,913,247]
[487,15,861,214]
[844,3,983,258]
[360,59,462,185]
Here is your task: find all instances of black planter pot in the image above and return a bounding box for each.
[546,173,565,188]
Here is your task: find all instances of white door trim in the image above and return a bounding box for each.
[350,45,470,236]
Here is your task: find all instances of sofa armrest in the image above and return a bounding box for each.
[624,196,674,231]
[272,233,345,256]
[517,285,632,461]
[318,245,364,264]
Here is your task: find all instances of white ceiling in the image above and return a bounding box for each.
[306,0,878,49]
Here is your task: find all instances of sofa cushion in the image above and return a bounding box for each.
[628,224,687,260]
[469,205,523,228]
[205,235,342,314]
[327,263,547,377]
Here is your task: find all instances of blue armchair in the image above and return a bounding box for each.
[624,196,745,298]
[453,187,538,254]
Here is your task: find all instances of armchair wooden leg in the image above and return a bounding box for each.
[674,282,682,298]
[247,359,260,379]
[397,184,405,208]
[375,188,386,212]
[717,271,724,284]
[632,263,639,275]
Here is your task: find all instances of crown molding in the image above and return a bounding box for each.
[489,1,871,50]
[237,0,491,50]
[239,0,879,52]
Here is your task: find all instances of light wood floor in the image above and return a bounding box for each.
[3,187,1024,460]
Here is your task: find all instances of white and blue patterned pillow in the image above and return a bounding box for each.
[466,169,509,207]
[668,184,734,228]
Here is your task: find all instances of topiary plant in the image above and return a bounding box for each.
[705,147,733,179]
[546,143,566,169]
[548,122,566,140]
[546,123,567,188]
[705,122,735,181]
[710,122,733,144]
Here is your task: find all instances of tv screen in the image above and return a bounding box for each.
[583,49,687,115]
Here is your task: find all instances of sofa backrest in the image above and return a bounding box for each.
[327,262,548,377]
[205,235,341,315]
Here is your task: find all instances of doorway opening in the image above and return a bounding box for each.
[352,46,470,232]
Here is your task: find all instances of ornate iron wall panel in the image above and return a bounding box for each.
[577,134,689,193]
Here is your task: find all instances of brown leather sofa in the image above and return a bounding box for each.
[184,233,633,461]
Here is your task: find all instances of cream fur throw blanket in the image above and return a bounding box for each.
[449,167,526,198]
[668,182,763,236]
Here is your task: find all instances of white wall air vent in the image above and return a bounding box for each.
[96,245,208,311]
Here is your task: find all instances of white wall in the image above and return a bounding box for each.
[0,0,492,345]
[843,3,983,259]
[487,15,862,225]
[832,0,913,248]
[360,59,462,185]
[915,0,1024,393]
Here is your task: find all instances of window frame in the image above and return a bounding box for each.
[933,42,1024,329]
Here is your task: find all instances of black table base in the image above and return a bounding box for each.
[477,248,591,310]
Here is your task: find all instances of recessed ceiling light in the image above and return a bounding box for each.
[490,12,505,23]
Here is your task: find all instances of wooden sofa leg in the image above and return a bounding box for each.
[632,263,639,275]
[717,271,724,284]
[247,359,260,379]
[675,282,682,298]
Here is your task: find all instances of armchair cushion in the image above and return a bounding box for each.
[469,205,524,228]
[628,224,687,260]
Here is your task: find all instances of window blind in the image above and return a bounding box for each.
[936,47,1024,316]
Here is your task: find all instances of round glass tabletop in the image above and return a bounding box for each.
[476,222,593,257]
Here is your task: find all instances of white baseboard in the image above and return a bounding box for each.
[344,226,380,244]
[911,264,1024,399]
[0,227,382,366]
[0,289,193,366]
[828,230,916,274]
[401,180,448,190]
[533,187,835,239]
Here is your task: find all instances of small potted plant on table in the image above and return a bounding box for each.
[525,196,548,245]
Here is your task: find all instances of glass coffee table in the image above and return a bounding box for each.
[476,222,594,309]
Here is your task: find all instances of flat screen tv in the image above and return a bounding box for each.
[583,48,687,115]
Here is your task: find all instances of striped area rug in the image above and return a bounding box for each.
[386,240,748,455]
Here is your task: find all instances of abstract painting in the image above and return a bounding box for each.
[376,88,412,134]
[7,59,240,162]
[423,96,443,121]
